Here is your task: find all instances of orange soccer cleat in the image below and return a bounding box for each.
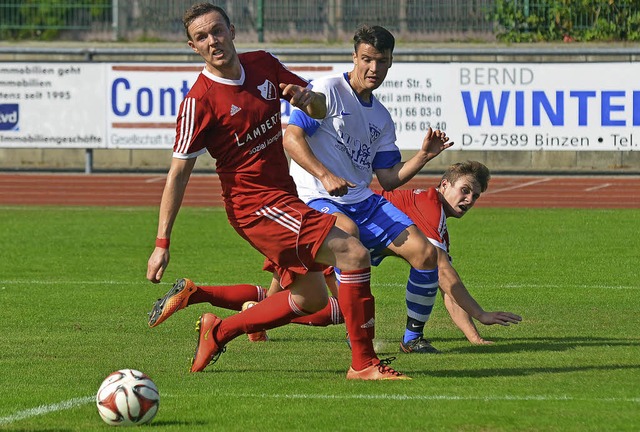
[148,278,196,328]
[346,357,411,380]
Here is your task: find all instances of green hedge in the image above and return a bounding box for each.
[493,0,640,42]
[0,0,111,41]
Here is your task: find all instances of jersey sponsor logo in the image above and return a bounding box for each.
[333,122,380,171]
[340,109,351,116]
[234,112,281,147]
[230,104,241,116]
[335,129,372,171]
[248,129,282,155]
[257,79,277,101]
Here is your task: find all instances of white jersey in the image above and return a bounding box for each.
[288,72,399,204]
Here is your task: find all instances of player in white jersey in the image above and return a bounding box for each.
[289,71,399,205]
[284,24,453,353]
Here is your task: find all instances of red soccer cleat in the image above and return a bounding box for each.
[190,313,225,373]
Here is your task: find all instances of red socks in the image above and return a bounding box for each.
[338,268,377,371]
[187,284,266,310]
[187,273,376,372]
[291,296,343,326]
[215,290,306,345]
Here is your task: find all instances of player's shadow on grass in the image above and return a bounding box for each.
[414,363,640,379]
[440,336,640,354]
[150,420,208,427]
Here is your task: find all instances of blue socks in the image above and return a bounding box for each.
[403,267,439,344]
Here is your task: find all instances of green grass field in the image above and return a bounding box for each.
[1,205,639,431]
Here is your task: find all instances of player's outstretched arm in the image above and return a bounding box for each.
[442,290,494,345]
[476,310,523,326]
[146,157,196,283]
[280,83,327,119]
[419,127,454,162]
[439,250,522,331]
[375,127,453,191]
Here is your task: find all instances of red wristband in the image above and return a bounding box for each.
[155,238,170,249]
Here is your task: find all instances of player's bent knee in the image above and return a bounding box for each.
[411,245,438,270]
[347,238,370,266]
[335,215,359,238]
[334,236,369,270]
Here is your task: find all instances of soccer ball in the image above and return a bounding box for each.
[96,369,160,426]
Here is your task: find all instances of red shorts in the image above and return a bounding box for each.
[231,193,336,289]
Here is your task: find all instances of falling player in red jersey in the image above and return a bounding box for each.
[146,3,409,380]
[149,161,522,351]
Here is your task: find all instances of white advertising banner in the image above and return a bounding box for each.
[1,61,638,151]
[106,64,201,149]
[104,63,348,149]
[0,63,106,148]
[447,63,639,151]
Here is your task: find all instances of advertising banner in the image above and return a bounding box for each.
[0,63,106,148]
[106,64,201,149]
[1,61,638,151]
[448,63,639,151]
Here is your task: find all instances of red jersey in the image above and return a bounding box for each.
[379,187,450,257]
[173,50,308,223]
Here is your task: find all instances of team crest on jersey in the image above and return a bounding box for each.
[369,123,381,143]
[257,79,278,100]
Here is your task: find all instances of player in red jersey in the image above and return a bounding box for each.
[150,161,521,348]
[377,161,522,348]
[282,160,521,346]
[146,3,409,380]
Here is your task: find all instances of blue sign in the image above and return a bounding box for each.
[0,104,19,131]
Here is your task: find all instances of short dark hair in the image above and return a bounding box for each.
[441,161,491,193]
[353,25,395,54]
[183,3,231,40]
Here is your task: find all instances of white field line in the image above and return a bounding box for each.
[3,392,638,426]
[484,177,553,194]
[0,280,638,290]
[0,396,93,426]
[584,183,612,192]
[222,392,640,404]
[0,280,144,285]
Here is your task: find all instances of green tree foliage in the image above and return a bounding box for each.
[493,0,640,42]
[0,0,111,41]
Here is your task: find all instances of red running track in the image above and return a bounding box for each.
[0,173,639,209]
